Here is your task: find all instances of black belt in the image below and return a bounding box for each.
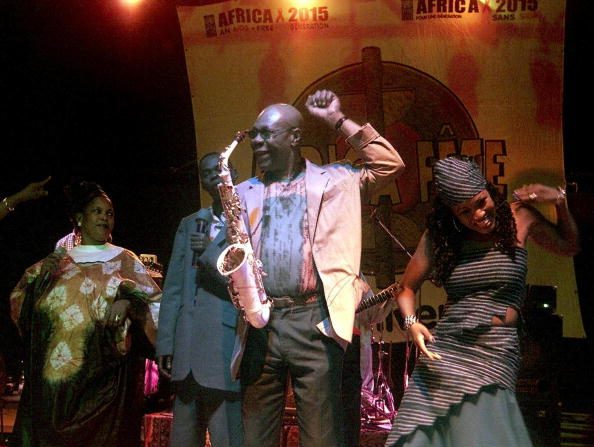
[270,294,319,309]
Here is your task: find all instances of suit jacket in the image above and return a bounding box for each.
[230,124,404,378]
[156,209,240,391]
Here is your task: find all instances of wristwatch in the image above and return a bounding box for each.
[403,314,419,330]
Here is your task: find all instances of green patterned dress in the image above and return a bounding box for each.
[9,244,161,447]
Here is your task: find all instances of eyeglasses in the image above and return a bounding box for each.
[247,127,293,141]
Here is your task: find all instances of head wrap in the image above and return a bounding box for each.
[433,157,487,206]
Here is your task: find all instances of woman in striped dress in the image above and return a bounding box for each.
[385,157,580,447]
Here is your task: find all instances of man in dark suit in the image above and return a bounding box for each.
[156,152,243,447]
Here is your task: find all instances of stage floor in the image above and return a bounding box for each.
[142,411,390,447]
[142,409,594,447]
[1,402,592,446]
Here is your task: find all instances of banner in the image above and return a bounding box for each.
[177,0,584,340]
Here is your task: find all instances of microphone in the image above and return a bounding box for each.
[169,158,198,175]
[192,209,212,267]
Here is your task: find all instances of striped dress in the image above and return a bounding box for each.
[385,242,530,446]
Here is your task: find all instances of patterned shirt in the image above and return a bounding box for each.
[259,173,320,298]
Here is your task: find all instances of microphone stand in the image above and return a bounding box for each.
[369,207,415,410]
[370,208,413,259]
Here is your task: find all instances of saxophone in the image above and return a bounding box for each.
[216,131,271,328]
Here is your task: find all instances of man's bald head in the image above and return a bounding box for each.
[257,103,303,129]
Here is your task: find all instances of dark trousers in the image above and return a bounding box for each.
[170,373,243,447]
[342,334,362,447]
[241,301,345,447]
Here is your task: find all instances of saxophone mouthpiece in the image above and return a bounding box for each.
[235,130,247,143]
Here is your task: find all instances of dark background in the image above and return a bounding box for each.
[1,0,593,410]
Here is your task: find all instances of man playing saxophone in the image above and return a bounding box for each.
[231,89,405,447]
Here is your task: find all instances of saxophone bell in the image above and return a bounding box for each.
[217,243,270,328]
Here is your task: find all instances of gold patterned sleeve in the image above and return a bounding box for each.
[118,250,162,346]
[9,262,42,331]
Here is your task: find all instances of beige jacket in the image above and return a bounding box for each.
[231,124,404,378]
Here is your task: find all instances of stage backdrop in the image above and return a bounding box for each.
[176,0,584,340]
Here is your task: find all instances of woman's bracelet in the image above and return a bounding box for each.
[334,115,348,131]
[555,186,567,206]
[2,197,15,212]
[403,314,419,330]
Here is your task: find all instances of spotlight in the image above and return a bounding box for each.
[121,0,143,6]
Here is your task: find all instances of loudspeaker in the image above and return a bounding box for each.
[517,312,563,447]
[525,284,557,314]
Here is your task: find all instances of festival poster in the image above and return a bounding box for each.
[176,0,584,340]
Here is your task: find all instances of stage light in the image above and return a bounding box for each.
[292,0,316,8]
[121,0,143,6]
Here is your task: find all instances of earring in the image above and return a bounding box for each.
[452,217,461,233]
[77,220,82,227]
